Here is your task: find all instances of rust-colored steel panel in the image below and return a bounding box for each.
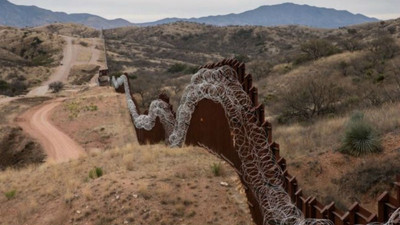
[185,99,239,167]
[135,117,166,145]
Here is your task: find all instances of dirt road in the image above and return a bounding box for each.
[18,99,85,163]
[5,35,107,162]
[27,36,74,96]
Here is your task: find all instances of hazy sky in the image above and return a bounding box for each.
[9,0,400,22]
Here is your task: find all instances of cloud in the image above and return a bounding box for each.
[8,0,400,22]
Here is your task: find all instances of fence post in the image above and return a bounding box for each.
[378,191,390,222]
[325,202,335,222]
[348,202,359,225]
[288,176,298,202]
[249,87,258,106]
[271,142,280,160]
[262,121,272,144]
[308,197,317,218]
[396,174,400,202]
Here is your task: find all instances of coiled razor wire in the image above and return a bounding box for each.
[112,67,400,225]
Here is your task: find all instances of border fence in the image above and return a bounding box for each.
[110,57,400,225]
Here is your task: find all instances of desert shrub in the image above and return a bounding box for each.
[249,60,272,80]
[89,167,103,179]
[30,54,54,66]
[0,80,9,92]
[339,112,382,156]
[6,80,27,96]
[127,74,137,80]
[211,163,222,177]
[369,35,399,60]
[387,26,396,34]
[340,38,363,52]
[234,54,250,63]
[79,41,89,47]
[347,29,357,35]
[278,76,342,122]
[233,28,254,41]
[31,37,43,48]
[167,63,198,74]
[338,61,349,76]
[167,63,186,73]
[296,39,340,63]
[4,190,16,200]
[84,103,98,112]
[48,81,64,93]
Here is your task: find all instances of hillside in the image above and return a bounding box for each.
[141,3,378,28]
[0,0,131,29]
[0,143,252,225]
[104,19,400,212]
[0,25,64,96]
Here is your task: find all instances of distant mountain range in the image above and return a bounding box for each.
[0,0,379,29]
[0,0,131,29]
[142,3,379,28]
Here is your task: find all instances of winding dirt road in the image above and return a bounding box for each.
[7,35,107,163]
[17,99,85,163]
[27,36,74,96]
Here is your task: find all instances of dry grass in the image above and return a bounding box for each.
[50,87,137,151]
[0,143,253,225]
[0,26,63,95]
[274,102,400,212]
[275,102,400,159]
[68,64,100,85]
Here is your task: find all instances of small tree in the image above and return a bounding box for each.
[369,35,399,60]
[299,39,340,61]
[278,76,342,122]
[249,60,272,81]
[49,81,64,93]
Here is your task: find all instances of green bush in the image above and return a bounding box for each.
[167,63,198,74]
[339,112,382,156]
[31,54,54,66]
[49,81,64,93]
[89,167,103,179]
[4,190,16,200]
[295,39,341,64]
[167,63,187,73]
[79,41,89,47]
[0,80,9,92]
[211,163,222,177]
[234,54,250,63]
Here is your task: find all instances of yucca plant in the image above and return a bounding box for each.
[211,163,222,177]
[89,167,103,179]
[340,112,382,156]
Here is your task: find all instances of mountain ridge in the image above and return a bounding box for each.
[0,0,379,29]
[0,0,131,29]
[140,3,378,28]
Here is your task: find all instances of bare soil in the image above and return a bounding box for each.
[0,145,253,225]
[17,98,86,163]
[50,87,137,151]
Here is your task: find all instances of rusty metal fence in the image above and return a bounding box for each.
[111,58,400,225]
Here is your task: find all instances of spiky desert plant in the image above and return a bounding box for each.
[340,112,382,156]
[89,167,103,179]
